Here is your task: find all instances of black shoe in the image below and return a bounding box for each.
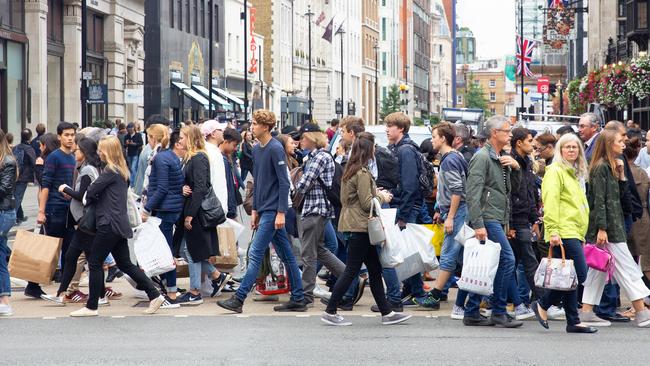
[491,313,524,328]
[440,293,448,302]
[531,301,549,329]
[211,273,232,297]
[52,269,62,283]
[566,324,598,333]
[370,301,403,313]
[320,297,354,311]
[353,278,367,305]
[24,284,46,299]
[463,313,495,326]
[106,266,124,283]
[217,295,244,313]
[317,271,331,281]
[273,299,308,312]
[599,313,631,322]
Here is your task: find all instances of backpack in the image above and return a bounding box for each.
[12,146,24,168]
[319,154,343,209]
[374,145,399,190]
[403,142,435,198]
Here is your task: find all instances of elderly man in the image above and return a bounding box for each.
[577,112,600,161]
[464,115,522,328]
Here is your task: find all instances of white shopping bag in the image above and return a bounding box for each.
[454,224,475,246]
[395,224,438,281]
[457,238,501,296]
[378,208,403,268]
[133,217,176,277]
[219,218,245,241]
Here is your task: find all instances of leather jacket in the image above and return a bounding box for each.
[0,155,16,211]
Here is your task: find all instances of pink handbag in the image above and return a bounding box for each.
[584,243,615,280]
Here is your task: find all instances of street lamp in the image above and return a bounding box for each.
[336,26,345,119]
[445,81,449,108]
[557,80,564,116]
[373,42,379,125]
[305,5,314,123]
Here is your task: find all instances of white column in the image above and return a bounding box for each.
[24,0,48,128]
[63,0,81,124]
[104,14,125,122]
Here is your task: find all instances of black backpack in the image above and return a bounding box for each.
[403,142,435,198]
[317,152,343,209]
[374,145,400,190]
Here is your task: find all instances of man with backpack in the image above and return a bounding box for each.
[384,112,438,309]
[13,129,36,224]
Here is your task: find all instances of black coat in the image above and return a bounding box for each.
[0,156,17,211]
[509,150,539,227]
[183,152,218,262]
[85,169,133,239]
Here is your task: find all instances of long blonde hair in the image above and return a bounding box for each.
[147,124,170,148]
[98,136,130,180]
[553,133,588,180]
[181,125,206,162]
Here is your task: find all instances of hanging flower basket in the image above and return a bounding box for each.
[627,57,650,100]
[598,64,630,109]
[567,78,585,115]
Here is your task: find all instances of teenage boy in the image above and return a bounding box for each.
[201,120,229,214]
[220,128,242,219]
[26,122,77,298]
[217,110,306,313]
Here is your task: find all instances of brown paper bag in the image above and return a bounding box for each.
[214,226,239,269]
[9,229,63,284]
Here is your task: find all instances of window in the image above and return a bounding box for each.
[473,79,480,86]
[200,0,204,37]
[193,0,198,35]
[457,94,463,104]
[490,108,496,115]
[47,0,64,43]
[382,52,387,75]
[381,18,386,41]
[170,0,174,28]
[178,0,182,31]
[214,4,219,42]
[86,13,104,53]
[186,0,191,33]
[489,79,496,88]
[490,92,496,102]
[0,0,24,31]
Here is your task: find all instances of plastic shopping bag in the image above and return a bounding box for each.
[457,238,501,296]
[395,224,438,281]
[378,208,403,268]
[423,224,444,256]
[133,217,176,277]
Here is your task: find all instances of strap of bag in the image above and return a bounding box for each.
[368,197,380,219]
[547,242,567,265]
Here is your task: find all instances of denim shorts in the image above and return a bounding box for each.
[438,204,467,273]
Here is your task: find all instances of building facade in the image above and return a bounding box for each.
[455,27,475,65]
[411,0,430,117]
[0,0,26,137]
[362,0,379,125]
[456,60,513,117]
[430,0,453,115]
[378,0,401,120]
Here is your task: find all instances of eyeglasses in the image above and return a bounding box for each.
[534,145,550,152]
[496,128,511,133]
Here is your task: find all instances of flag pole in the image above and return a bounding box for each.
[519,0,524,118]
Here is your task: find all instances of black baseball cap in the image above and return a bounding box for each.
[294,122,322,138]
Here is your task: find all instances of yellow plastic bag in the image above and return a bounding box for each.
[422,224,444,256]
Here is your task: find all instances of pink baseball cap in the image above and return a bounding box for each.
[201,119,228,137]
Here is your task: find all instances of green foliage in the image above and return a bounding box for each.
[380,84,403,119]
[463,74,488,111]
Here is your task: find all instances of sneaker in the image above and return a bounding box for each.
[98,297,110,307]
[217,295,244,313]
[491,313,524,328]
[64,290,89,304]
[211,273,232,297]
[160,296,181,309]
[547,305,566,320]
[0,304,13,316]
[401,295,416,308]
[635,309,650,327]
[353,278,367,305]
[176,292,204,306]
[317,270,331,281]
[321,312,352,326]
[79,274,89,287]
[382,312,412,325]
[70,307,98,317]
[320,297,354,311]
[24,284,45,299]
[104,287,123,300]
[409,295,440,310]
[273,300,308,312]
[40,294,65,306]
[221,282,238,293]
[370,301,403,313]
[144,295,165,314]
[463,313,495,326]
[314,283,331,300]
[105,266,124,283]
[451,305,465,320]
[514,304,535,320]
[579,310,612,327]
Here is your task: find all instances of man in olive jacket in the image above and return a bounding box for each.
[464,115,522,328]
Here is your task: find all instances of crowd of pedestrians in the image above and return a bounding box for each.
[0,110,649,333]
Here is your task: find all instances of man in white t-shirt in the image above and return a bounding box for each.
[201,120,229,212]
[635,131,650,170]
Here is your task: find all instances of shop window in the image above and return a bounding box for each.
[6,41,24,136]
[0,0,24,31]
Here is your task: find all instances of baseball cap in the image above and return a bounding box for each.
[294,122,322,138]
[201,119,228,137]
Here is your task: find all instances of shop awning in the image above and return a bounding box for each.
[213,87,245,109]
[172,81,212,110]
[192,85,233,111]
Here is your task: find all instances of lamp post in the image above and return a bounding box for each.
[305,5,314,123]
[208,0,213,119]
[336,26,345,119]
[374,42,379,125]
[557,80,564,116]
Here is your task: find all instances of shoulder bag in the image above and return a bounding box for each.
[368,197,386,246]
[199,184,227,229]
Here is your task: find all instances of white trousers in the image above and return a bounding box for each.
[582,242,650,305]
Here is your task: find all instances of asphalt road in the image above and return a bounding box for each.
[1,315,645,366]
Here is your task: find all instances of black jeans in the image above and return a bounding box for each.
[538,238,588,326]
[326,232,391,316]
[510,225,544,301]
[56,229,100,296]
[87,225,159,310]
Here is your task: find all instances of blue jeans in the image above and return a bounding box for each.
[127,155,139,186]
[465,221,516,316]
[516,263,531,305]
[235,211,304,302]
[183,241,216,290]
[0,209,16,297]
[155,211,181,292]
[13,182,27,220]
[438,204,467,272]
[538,238,588,326]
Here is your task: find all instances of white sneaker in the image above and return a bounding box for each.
[70,307,98,317]
[547,305,566,320]
[144,295,165,314]
[579,310,611,327]
[314,283,331,300]
[10,277,27,289]
[321,312,352,326]
[40,294,65,306]
[0,304,13,316]
[98,297,110,307]
[451,305,465,320]
[514,304,535,320]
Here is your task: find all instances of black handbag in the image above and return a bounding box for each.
[199,186,226,229]
[78,204,97,234]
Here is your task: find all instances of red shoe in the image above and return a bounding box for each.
[104,287,123,300]
[64,290,88,303]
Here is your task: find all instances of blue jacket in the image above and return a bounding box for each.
[388,135,422,223]
[145,149,184,213]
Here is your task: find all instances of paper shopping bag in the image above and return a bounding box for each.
[214,226,239,269]
[8,229,62,284]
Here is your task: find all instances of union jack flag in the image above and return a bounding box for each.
[516,36,536,78]
[548,0,567,8]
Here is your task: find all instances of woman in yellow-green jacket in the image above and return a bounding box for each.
[532,133,596,334]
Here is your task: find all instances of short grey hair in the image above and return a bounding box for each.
[453,123,470,143]
[579,113,599,127]
[484,115,510,136]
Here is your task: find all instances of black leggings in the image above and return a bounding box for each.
[326,232,391,316]
[56,229,102,296]
[87,225,159,310]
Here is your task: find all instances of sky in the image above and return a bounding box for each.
[456,0,516,60]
